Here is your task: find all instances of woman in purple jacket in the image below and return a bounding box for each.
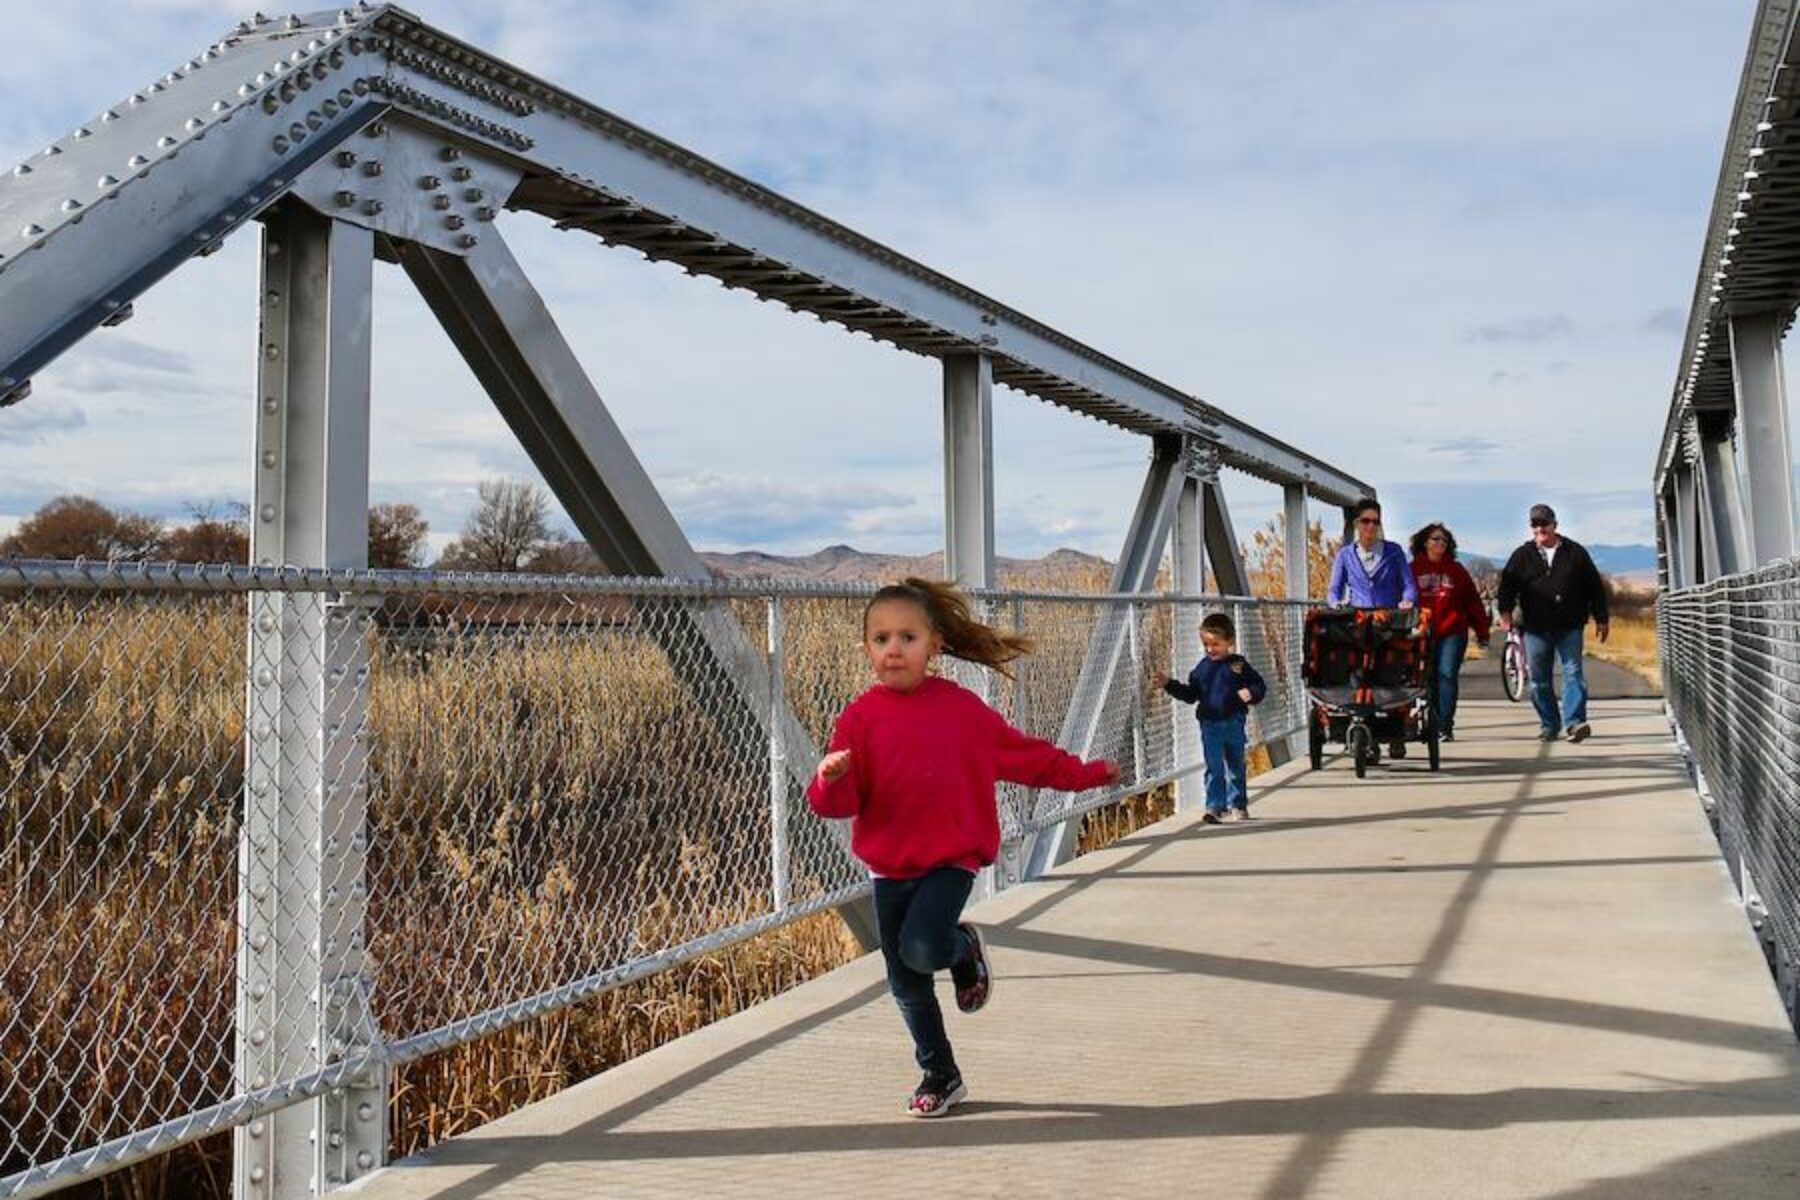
[1327,498,1417,609]
[1326,498,1417,761]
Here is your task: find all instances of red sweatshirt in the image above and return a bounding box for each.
[805,676,1114,878]
[1410,557,1492,643]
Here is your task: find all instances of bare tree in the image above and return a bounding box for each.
[437,479,552,572]
[164,501,250,564]
[368,503,430,570]
[1,495,166,561]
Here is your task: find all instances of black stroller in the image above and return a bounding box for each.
[1302,606,1441,777]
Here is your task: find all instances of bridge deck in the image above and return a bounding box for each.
[349,698,1800,1199]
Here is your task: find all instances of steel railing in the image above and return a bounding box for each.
[0,560,1310,1198]
[1659,556,1800,1032]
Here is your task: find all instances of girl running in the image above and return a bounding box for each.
[807,578,1118,1117]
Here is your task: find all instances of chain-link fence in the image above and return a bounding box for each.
[1659,558,1800,1031]
[1,561,1310,1198]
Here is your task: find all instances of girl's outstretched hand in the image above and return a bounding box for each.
[817,749,853,783]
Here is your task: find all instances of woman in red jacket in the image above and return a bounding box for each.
[1409,523,1492,741]
[807,578,1117,1118]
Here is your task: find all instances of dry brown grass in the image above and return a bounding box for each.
[1587,613,1660,688]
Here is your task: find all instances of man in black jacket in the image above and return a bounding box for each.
[1495,504,1610,743]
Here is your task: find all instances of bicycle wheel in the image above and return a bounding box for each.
[1501,640,1526,703]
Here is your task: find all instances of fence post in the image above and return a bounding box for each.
[996,596,1029,889]
[767,595,791,912]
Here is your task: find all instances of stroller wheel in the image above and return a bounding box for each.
[1347,724,1371,779]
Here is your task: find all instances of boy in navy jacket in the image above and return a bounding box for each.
[1164,612,1268,823]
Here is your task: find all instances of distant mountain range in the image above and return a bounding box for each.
[700,544,1113,587]
[698,541,1663,588]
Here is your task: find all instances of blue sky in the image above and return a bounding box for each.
[0,0,1771,561]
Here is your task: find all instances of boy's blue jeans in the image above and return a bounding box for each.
[1201,713,1249,812]
[1524,626,1587,733]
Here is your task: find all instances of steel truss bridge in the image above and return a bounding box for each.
[0,3,1796,1198]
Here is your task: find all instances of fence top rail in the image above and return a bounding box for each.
[0,557,1325,608]
[1660,553,1800,600]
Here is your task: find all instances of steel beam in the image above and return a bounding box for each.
[1672,466,1701,590]
[1284,485,1311,603]
[1169,474,1205,813]
[239,205,384,1200]
[1729,312,1799,565]
[943,353,996,588]
[1024,435,1185,878]
[1699,417,1747,577]
[393,228,879,950]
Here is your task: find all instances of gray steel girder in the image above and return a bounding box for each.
[394,228,878,948]
[0,5,1367,506]
[1023,434,1187,878]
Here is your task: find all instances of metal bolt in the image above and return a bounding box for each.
[440,145,461,161]
[262,396,278,414]
[249,1121,266,1138]
[363,199,383,216]
[335,189,356,208]
[362,160,382,177]
[418,174,440,189]
[450,165,472,181]
[459,233,479,249]
[336,150,358,168]
[260,504,277,522]
[249,1166,266,1184]
[463,187,483,202]
[444,215,465,229]
[432,194,451,210]
[356,1152,375,1170]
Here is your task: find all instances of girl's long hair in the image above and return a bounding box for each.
[865,577,1034,677]
[1408,522,1458,560]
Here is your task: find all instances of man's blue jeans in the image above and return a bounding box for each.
[1201,713,1249,812]
[1434,632,1469,732]
[1523,626,1587,733]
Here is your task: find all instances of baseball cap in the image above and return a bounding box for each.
[1528,503,1557,526]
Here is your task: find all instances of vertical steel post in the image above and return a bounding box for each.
[1699,417,1746,577]
[1170,473,1205,812]
[1730,312,1798,565]
[1282,483,1311,759]
[240,205,382,1200]
[943,352,996,589]
[767,595,791,912]
[1672,465,1701,591]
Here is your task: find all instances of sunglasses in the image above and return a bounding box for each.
[1530,521,1553,529]
[1355,517,1381,526]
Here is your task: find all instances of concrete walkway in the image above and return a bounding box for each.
[350,699,1800,1200]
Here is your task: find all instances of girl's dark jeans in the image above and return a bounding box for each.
[872,866,976,1078]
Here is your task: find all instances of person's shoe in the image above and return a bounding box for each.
[1389,741,1407,760]
[1537,727,1558,742]
[1201,810,1223,825]
[907,1072,967,1118]
[954,923,992,1014]
[1567,722,1592,743]
[1441,727,1455,742]
[1233,806,1251,821]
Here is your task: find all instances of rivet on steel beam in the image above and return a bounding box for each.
[272,135,290,153]
[418,174,440,190]
[97,174,119,188]
[305,112,323,131]
[362,160,382,176]
[440,145,461,161]
[356,1152,375,1170]
[186,117,204,132]
[336,149,358,167]
[156,136,177,149]
[12,163,29,176]
[363,199,383,216]
[61,199,82,212]
[74,127,92,139]
[365,120,385,136]
[475,206,494,222]
[444,214,464,229]
[128,154,149,169]
[335,189,356,208]
[260,504,277,522]
[41,144,61,157]
[21,224,43,238]
[463,187,483,202]
[248,1166,266,1185]
[432,194,450,210]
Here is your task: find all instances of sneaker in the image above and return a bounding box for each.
[1233,806,1251,821]
[1441,727,1456,742]
[1537,727,1558,742]
[907,1072,967,1118]
[1389,741,1407,760]
[1201,810,1223,825]
[954,923,992,1014]
[1567,722,1592,743]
